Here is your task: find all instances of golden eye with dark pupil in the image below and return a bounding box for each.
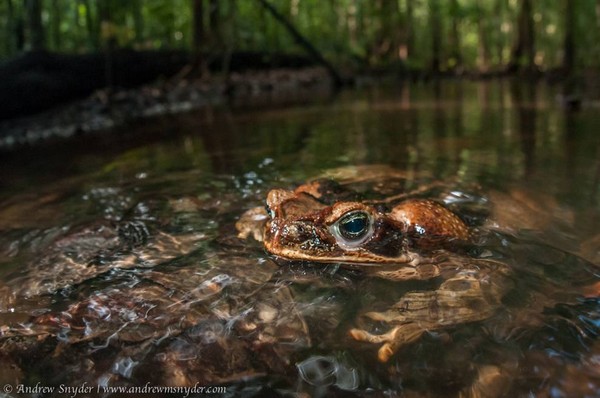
[337,211,369,240]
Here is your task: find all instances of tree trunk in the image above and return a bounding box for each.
[83,0,98,49]
[6,0,15,54]
[98,0,115,88]
[390,0,405,62]
[429,0,442,73]
[380,0,396,62]
[132,0,144,45]
[51,0,61,50]
[345,0,358,49]
[508,0,535,73]
[405,0,414,61]
[193,0,204,53]
[209,0,220,46]
[476,0,490,71]
[190,0,208,76]
[370,0,394,63]
[493,0,504,67]
[98,0,112,47]
[26,0,44,51]
[165,6,174,47]
[15,4,26,51]
[256,0,343,86]
[448,0,462,70]
[327,0,338,56]
[562,0,575,74]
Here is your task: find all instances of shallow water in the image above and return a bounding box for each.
[0,80,599,397]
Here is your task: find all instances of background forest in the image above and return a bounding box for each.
[2,0,599,75]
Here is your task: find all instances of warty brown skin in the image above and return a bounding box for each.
[264,186,470,272]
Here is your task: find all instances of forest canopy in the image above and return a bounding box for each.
[1,0,599,74]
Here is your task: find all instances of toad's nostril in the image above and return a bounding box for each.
[281,223,314,242]
[282,224,300,240]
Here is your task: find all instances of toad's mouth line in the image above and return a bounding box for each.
[264,245,421,267]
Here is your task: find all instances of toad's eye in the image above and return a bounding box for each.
[338,212,369,239]
[265,204,275,219]
[331,211,373,248]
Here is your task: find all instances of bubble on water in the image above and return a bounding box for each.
[112,356,138,379]
[259,158,274,168]
[97,374,111,388]
[133,202,153,219]
[296,356,359,391]
[83,319,93,337]
[56,330,70,343]
[188,321,225,345]
[297,356,336,387]
[88,297,111,320]
[550,386,565,398]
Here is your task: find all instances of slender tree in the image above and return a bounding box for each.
[132,0,144,45]
[98,0,115,88]
[26,0,44,51]
[508,0,535,72]
[193,0,204,53]
[370,0,395,63]
[448,0,462,70]
[429,0,442,73]
[405,0,414,61]
[6,0,15,54]
[191,0,207,75]
[476,0,490,71]
[492,0,505,67]
[562,0,575,74]
[16,7,25,51]
[51,0,61,50]
[209,0,220,46]
[345,0,358,50]
[389,0,406,64]
[82,0,98,50]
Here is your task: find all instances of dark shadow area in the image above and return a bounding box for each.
[0,49,315,120]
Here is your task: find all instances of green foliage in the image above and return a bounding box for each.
[0,0,599,71]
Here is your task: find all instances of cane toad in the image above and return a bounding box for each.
[237,166,511,362]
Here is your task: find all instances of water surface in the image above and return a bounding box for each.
[0,81,598,397]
